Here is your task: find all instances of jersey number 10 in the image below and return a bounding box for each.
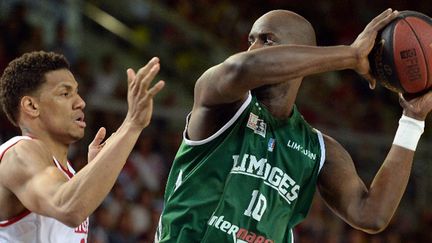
[244,190,267,221]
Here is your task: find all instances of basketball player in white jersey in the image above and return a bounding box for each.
[0,51,164,242]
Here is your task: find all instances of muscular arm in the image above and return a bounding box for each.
[196,45,357,107]
[189,45,360,141]
[317,134,414,233]
[318,90,432,234]
[0,127,141,227]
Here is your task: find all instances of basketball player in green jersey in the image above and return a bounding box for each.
[157,9,432,242]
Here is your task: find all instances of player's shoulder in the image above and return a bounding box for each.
[319,132,350,162]
[314,132,334,151]
[0,138,52,186]
[320,132,339,146]
[1,138,52,169]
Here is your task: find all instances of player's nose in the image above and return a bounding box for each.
[248,40,262,51]
[74,94,86,109]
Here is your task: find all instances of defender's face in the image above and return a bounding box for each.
[36,69,86,144]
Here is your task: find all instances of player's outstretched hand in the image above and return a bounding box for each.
[125,57,165,129]
[351,8,398,89]
[399,91,432,121]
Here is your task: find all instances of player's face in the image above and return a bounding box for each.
[247,13,294,51]
[247,11,316,51]
[247,21,280,51]
[36,69,86,144]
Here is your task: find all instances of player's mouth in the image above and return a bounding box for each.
[75,114,86,128]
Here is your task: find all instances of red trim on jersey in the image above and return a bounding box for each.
[0,210,31,227]
[64,162,74,178]
[53,160,74,179]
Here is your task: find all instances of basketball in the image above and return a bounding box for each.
[369,10,432,94]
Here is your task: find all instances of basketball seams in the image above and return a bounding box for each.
[385,18,402,92]
[403,17,429,91]
[377,17,403,93]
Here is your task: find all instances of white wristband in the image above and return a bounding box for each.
[392,115,425,151]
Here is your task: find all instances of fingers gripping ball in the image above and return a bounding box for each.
[369,10,432,94]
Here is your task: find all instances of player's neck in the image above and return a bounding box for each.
[254,81,299,119]
[21,127,70,164]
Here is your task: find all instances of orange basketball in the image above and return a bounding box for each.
[369,10,432,94]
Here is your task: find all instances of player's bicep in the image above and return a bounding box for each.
[15,166,68,216]
[317,134,368,222]
[0,142,68,218]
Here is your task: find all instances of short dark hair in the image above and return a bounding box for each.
[0,51,69,126]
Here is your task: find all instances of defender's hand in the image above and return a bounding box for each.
[351,9,398,89]
[88,127,106,162]
[124,57,165,129]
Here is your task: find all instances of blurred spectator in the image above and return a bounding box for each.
[0,2,33,60]
[108,207,137,243]
[19,25,45,53]
[130,188,153,238]
[50,20,77,65]
[90,53,122,103]
[72,57,94,100]
[105,183,129,220]
[89,206,114,243]
[0,38,8,73]
[128,134,167,192]
[345,227,368,243]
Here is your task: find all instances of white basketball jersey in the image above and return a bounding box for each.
[0,136,89,243]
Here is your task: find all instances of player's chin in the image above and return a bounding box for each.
[71,129,85,141]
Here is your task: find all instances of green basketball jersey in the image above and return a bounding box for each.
[157,93,325,243]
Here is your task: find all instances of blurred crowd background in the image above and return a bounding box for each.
[1,0,432,242]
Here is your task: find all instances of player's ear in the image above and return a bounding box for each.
[21,96,40,118]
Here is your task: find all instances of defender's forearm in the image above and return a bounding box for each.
[53,122,142,223]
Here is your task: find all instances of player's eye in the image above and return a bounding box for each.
[248,38,254,46]
[61,92,69,97]
[264,36,275,45]
[258,35,273,46]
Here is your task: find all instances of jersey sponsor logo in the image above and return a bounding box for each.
[247,113,266,138]
[286,140,317,160]
[208,214,274,243]
[74,218,89,234]
[231,154,300,204]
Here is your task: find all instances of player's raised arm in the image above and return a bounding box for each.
[194,9,398,108]
[318,91,432,233]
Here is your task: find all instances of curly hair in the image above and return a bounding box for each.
[0,51,69,127]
